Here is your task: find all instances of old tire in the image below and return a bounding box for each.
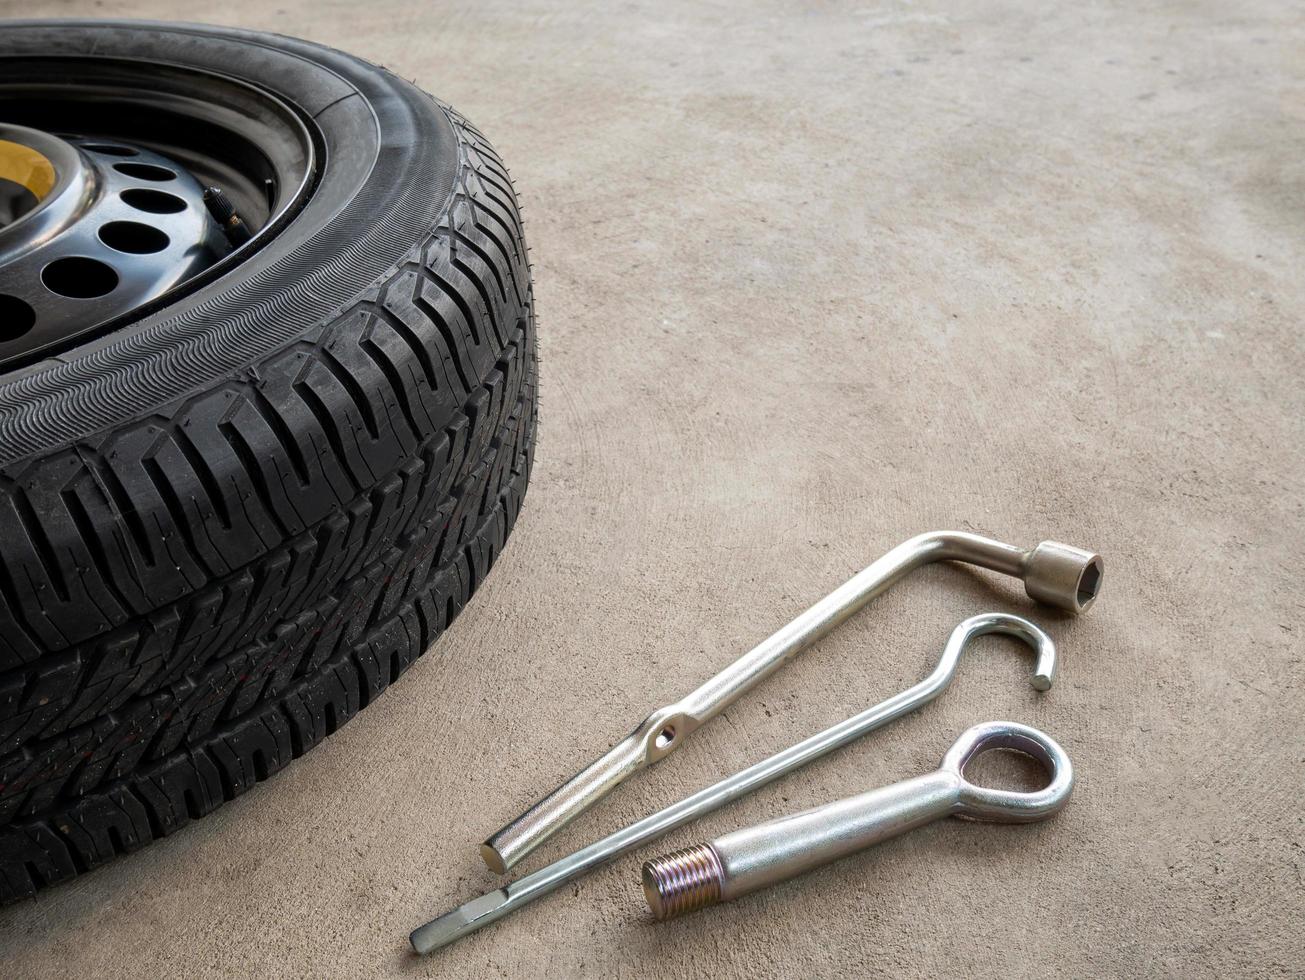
[0,21,536,899]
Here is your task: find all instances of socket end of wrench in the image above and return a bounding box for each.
[1023,542,1104,614]
[642,843,725,921]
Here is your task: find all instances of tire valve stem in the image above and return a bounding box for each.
[203,186,252,247]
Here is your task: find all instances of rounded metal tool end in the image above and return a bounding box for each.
[479,842,508,875]
[1023,541,1104,613]
[642,843,724,921]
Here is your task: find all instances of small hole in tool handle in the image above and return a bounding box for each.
[655,726,676,749]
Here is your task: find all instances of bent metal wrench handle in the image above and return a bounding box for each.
[641,720,1074,919]
[484,531,1103,873]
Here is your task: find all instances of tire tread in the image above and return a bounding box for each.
[0,98,538,900]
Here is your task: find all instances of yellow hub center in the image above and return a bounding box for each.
[0,138,57,200]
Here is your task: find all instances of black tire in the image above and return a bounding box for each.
[0,21,536,900]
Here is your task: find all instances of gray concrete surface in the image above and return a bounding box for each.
[2,1,1302,976]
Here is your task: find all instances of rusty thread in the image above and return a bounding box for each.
[641,843,724,920]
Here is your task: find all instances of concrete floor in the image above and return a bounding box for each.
[3,1,1302,976]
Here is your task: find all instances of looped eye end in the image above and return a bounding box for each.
[942,720,1075,824]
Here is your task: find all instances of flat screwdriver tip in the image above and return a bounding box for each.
[410,889,511,955]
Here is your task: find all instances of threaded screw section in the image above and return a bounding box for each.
[641,843,724,920]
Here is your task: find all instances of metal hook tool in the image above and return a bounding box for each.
[482,531,1103,873]
[410,612,1061,954]
[642,720,1074,919]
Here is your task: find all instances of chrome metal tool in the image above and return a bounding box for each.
[482,531,1103,873]
[410,612,1061,954]
[641,720,1074,919]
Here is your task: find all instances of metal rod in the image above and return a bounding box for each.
[410,612,1058,954]
[482,531,1103,873]
[641,720,1074,919]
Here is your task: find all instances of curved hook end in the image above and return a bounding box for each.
[946,612,1057,693]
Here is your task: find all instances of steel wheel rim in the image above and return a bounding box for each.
[0,55,319,369]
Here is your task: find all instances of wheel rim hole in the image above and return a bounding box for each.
[99,221,170,255]
[120,188,187,214]
[42,257,119,299]
[0,295,36,341]
[113,162,175,182]
[81,143,138,157]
